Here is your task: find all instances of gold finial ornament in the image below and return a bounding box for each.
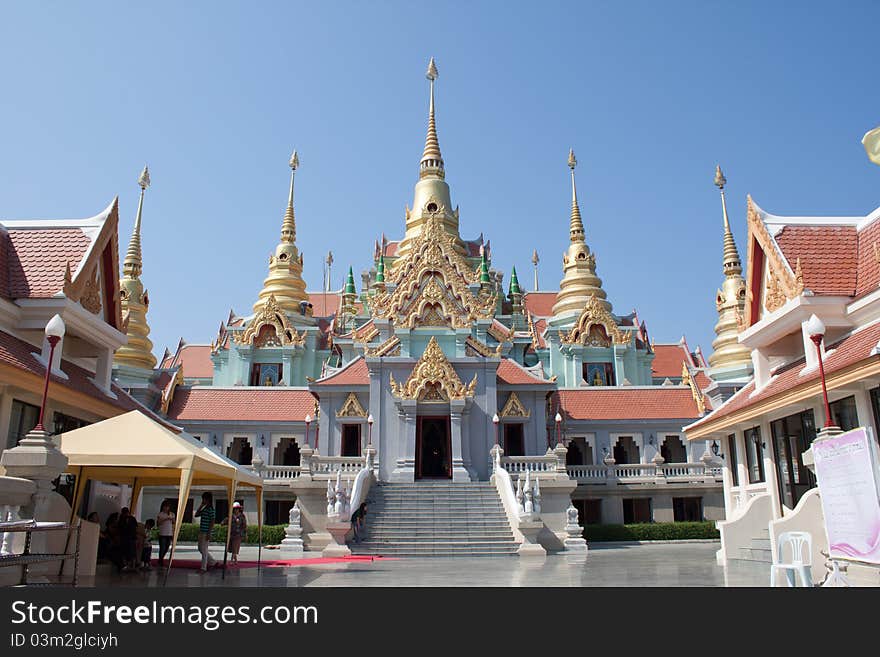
[863,126,880,166]
[552,148,611,316]
[253,151,309,314]
[397,57,465,259]
[707,165,751,374]
[115,165,157,370]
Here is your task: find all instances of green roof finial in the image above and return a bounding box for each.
[376,255,385,283]
[509,266,522,296]
[479,245,491,285]
[344,266,357,295]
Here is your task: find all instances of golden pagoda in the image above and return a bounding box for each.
[115,166,158,370]
[707,165,752,374]
[396,57,466,261]
[551,149,611,316]
[253,151,309,314]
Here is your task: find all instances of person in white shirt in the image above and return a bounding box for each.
[156,501,175,567]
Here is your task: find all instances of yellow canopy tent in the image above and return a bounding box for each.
[57,410,263,578]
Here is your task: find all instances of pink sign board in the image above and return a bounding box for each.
[812,427,880,564]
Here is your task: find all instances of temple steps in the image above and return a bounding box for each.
[730,530,773,564]
[350,481,519,557]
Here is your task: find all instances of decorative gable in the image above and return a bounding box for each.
[389,336,477,401]
[336,392,368,418]
[560,294,628,346]
[234,295,306,347]
[500,391,530,418]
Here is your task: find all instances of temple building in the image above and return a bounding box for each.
[97,58,728,547]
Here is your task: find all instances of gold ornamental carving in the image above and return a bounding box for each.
[336,392,368,418]
[487,322,514,344]
[365,335,401,357]
[500,392,530,418]
[371,215,495,328]
[389,336,477,401]
[560,295,628,346]
[234,294,306,347]
[681,362,706,415]
[465,335,502,359]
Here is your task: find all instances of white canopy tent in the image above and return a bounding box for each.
[57,410,264,576]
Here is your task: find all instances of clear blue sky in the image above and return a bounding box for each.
[2,2,878,358]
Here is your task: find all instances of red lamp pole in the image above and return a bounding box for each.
[367,414,374,447]
[810,334,834,428]
[304,415,311,448]
[492,414,500,447]
[34,335,61,433]
[555,412,563,447]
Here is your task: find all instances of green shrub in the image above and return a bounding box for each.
[151,523,287,545]
[583,521,719,542]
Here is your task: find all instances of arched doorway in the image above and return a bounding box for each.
[613,436,639,465]
[416,416,451,479]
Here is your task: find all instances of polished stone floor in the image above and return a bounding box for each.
[77,541,770,587]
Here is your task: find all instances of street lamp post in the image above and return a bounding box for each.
[304,414,312,448]
[35,315,66,432]
[492,413,500,448]
[367,414,374,447]
[555,412,563,447]
[806,314,835,429]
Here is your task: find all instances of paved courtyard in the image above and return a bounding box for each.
[78,541,770,587]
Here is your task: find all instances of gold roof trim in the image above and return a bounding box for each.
[336,392,368,418]
[560,295,628,346]
[234,295,307,347]
[389,336,477,401]
[465,335,501,358]
[681,362,706,415]
[364,335,401,357]
[500,391,530,418]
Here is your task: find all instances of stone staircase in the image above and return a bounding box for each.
[349,482,519,557]
[732,529,773,563]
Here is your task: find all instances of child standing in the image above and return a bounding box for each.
[141,519,155,569]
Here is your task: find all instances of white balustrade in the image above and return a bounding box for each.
[501,455,557,475]
[311,456,365,477]
[263,465,302,480]
[565,462,723,484]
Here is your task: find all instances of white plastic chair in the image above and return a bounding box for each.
[770,531,813,587]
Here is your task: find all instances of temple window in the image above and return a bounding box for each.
[251,362,283,386]
[583,362,615,386]
[660,435,687,463]
[744,426,765,483]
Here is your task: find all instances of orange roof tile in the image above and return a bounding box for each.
[558,387,702,421]
[167,387,317,422]
[775,225,858,296]
[689,321,880,430]
[309,291,341,317]
[496,358,552,385]
[523,291,557,317]
[3,228,92,298]
[312,357,369,386]
[651,343,690,379]
[856,218,880,298]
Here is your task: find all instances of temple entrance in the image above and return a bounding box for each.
[416,416,451,479]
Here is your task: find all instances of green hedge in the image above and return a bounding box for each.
[150,524,287,545]
[583,521,719,542]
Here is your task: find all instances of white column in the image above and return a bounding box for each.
[761,419,782,518]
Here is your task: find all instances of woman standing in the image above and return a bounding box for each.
[228,501,247,565]
[156,501,175,567]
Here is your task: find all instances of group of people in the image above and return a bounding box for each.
[91,493,248,574]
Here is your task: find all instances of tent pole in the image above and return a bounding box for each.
[68,466,88,525]
[165,465,194,586]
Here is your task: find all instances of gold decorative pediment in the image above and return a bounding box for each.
[465,335,502,358]
[336,392,368,418]
[389,336,477,401]
[371,215,495,328]
[487,322,514,344]
[745,197,806,321]
[500,392,530,418]
[233,294,306,347]
[560,295,628,346]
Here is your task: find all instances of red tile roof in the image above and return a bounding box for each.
[558,387,702,421]
[383,242,399,258]
[312,357,369,386]
[496,358,552,385]
[523,292,557,317]
[308,292,341,318]
[775,225,859,296]
[532,317,548,349]
[3,228,92,299]
[856,218,880,298]
[166,387,317,422]
[175,345,214,379]
[688,321,880,431]
[651,343,691,379]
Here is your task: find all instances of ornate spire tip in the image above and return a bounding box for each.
[426,57,438,81]
[568,149,577,170]
[138,165,150,190]
[714,165,726,189]
[289,151,299,170]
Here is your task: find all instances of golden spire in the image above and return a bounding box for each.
[568,149,585,243]
[114,165,157,370]
[552,149,611,317]
[254,152,309,315]
[420,57,444,177]
[708,165,751,375]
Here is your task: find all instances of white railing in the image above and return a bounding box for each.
[565,462,723,484]
[501,455,557,475]
[262,465,302,481]
[311,456,365,477]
